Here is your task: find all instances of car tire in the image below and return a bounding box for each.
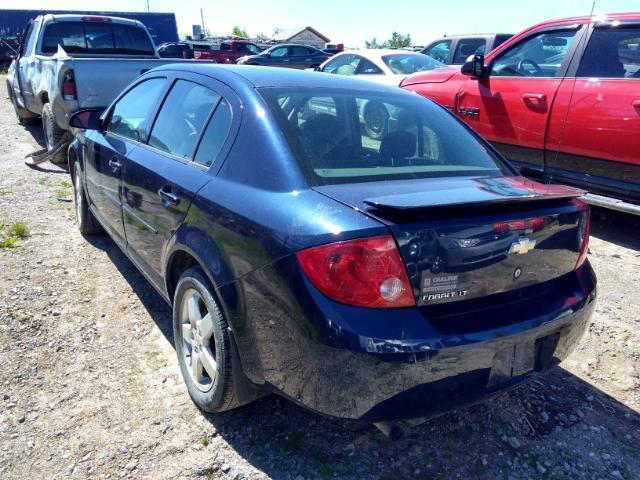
[173,267,242,413]
[363,101,389,140]
[42,103,67,164]
[7,85,37,126]
[72,161,103,235]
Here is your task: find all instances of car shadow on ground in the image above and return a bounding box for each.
[590,208,640,251]
[84,231,640,479]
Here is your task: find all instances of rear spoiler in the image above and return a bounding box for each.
[363,187,585,212]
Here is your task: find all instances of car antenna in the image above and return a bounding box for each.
[547,1,596,186]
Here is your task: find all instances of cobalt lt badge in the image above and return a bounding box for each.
[509,237,536,255]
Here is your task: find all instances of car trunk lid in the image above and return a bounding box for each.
[314,176,586,306]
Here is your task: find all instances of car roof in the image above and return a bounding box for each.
[265,43,318,49]
[435,33,512,39]
[332,49,425,61]
[43,14,141,27]
[152,63,415,93]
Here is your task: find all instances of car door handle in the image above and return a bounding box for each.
[158,186,180,207]
[522,93,546,101]
[108,156,121,176]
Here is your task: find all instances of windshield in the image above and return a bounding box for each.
[381,53,444,74]
[260,88,510,186]
[41,21,155,55]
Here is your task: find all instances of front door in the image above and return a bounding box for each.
[123,76,235,285]
[455,26,583,175]
[546,22,640,203]
[84,77,168,245]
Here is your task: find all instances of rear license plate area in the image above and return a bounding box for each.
[487,339,540,390]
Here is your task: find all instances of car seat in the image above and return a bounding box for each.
[379,131,417,167]
[300,114,344,168]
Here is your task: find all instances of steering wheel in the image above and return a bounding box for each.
[517,58,541,76]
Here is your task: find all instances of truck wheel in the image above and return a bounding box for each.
[42,103,67,164]
[72,161,103,235]
[173,267,244,413]
[7,86,37,126]
[363,101,389,140]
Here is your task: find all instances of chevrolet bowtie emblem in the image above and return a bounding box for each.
[509,238,537,255]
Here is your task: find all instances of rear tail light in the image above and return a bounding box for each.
[494,217,548,232]
[296,235,415,308]
[62,70,76,100]
[574,199,591,269]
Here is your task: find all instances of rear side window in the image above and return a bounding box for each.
[577,26,640,78]
[107,78,166,141]
[149,80,219,159]
[260,88,509,185]
[194,100,232,167]
[41,21,154,55]
[452,38,486,64]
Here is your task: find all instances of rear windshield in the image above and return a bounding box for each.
[260,88,511,185]
[41,21,155,55]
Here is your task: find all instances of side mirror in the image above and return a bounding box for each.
[461,54,486,78]
[69,108,104,130]
[314,66,321,72]
[262,51,271,57]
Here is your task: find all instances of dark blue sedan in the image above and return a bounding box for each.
[68,64,596,430]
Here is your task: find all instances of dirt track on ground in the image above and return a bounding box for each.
[0,76,639,479]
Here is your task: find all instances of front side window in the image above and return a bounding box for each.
[245,43,261,54]
[422,40,451,63]
[270,46,289,57]
[490,30,578,77]
[382,53,444,75]
[149,80,220,159]
[322,54,357,75]
[453,38,486,64]
[577,26,640,78]
[261,88,509,185]
[107,78,166,141]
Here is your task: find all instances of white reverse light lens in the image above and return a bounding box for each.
[379,277,404,301]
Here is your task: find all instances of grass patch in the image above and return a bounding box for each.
[0,184,21,196]
[0,221,30,248]
[55,179,73,201]
[199,435,209,447]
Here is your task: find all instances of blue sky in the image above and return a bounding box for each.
[1,0,636,46]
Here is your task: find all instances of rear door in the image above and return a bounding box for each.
[546,21,640,203]
[122,74,237,286]
[455,26,584,176]
[85,76,168,246]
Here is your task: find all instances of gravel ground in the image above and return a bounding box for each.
[0,77,639,479]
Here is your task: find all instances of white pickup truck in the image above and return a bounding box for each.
[6,13,209,163]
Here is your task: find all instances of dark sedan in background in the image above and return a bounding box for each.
[67,65,596,430]
[236,43,332,68]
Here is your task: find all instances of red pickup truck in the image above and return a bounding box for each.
[402,12,640,213]
[193,40,262,63]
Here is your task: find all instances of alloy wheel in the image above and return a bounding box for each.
[179,288,217,392]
